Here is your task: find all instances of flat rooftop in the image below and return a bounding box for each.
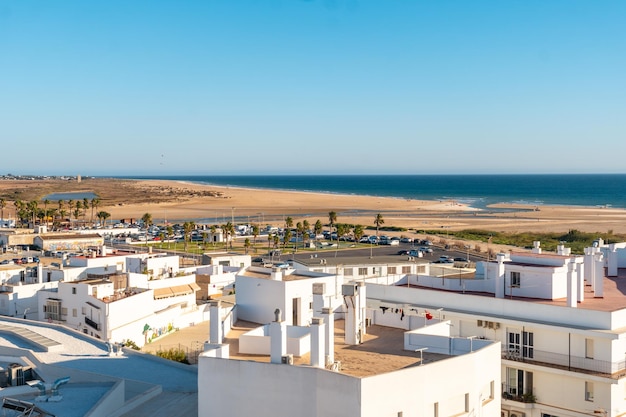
[407,267,626,313]
[0,319,198,417]
[223,319,449,378]
[239,268,325,281]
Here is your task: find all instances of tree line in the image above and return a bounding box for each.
[0,197,111,230]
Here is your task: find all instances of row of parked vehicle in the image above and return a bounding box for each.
[0,256,40,265]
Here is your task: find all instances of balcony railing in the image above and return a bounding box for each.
[502,348,626,376]
[84,316,100,331]
[501,383,536,403]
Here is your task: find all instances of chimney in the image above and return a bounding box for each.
[270,308,287,364]
[557,245,571,256]
[594,252,604,298]
[209,300,222,344]
[101,245,107,255]
[607,244,618,277]
[310,317,325,368]
[495,253,506,299]
[37,263,43,284]
[270,267,283,281]
[567,260,577,308]
[577,261,585,303]
[343,282,366,345]
[312,282,326,315]
[532,241,542,254]
[321,307,335,365]
[584,247,598,289]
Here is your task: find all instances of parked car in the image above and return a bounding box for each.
[419,247,433,253]
[359,236,370,243]
[400,237,413,243]
[388,239,400,246]
[433,256,454,264]
[0,260,14,265]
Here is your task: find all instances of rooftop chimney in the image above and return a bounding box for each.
[209,300,222,344]
[532,241,542,254]
[567,260,577,308]
[495,253,506,299]
[608,244,618,277]
[270,308,287,364]
[343,282,366,345]
[310,317,325,368]
[270,267,283,281]
[594,252,604,298]
[321,307,335,365]
[312,282,326,315]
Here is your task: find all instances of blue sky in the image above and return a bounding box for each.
[1,1,624,175]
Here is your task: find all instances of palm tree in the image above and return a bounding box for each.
[283,229,292,250]
[374,213,384,236]
[244,238,251,254]
[96,211,110,227]
[0,198,6,223]
[67,200,74,227]
[295,222,303,251]
[209,225,217,248]
[183,221,195,252]
[225,221,235,250]
[285,216,293,230]
[302,220,311,247]
[328,211,337,240]
[353,224,365,243]
[167,225,174,249]
[141,212,153,228]
[27,201,38,227]
[42,199,50,227]
[252,224,260,247]
[90,198,100,226]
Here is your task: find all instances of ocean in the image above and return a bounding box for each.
[119,174,626,210]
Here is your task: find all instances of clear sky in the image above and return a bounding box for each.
[1,1,624,176]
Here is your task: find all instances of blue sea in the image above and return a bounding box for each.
[118,174,626,210]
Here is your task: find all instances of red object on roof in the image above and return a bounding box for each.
[425,311,433,320]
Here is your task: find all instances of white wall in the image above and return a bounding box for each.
[199,358,360,417]
[199,342,501,417]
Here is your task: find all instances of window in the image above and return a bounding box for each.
[81,307,86,315]
[344,268,353,276]
[402,266,411,274]
[585,338,594,359]
[507,330,533,358]
[388,267,397,275]
[510,271,521,288]
[464,393,469,412]
[433,402,438,417]
[72,308,77,317]
[585,381,594,401]
[72,287,77,295]
[505,368,533,397]
[358,267,368,276]
[45,300,62,321]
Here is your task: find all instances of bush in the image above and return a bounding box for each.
[155,347,190,364]
[122,340,141,350]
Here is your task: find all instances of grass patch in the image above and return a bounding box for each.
[421,229,622,254]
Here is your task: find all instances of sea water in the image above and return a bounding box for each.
[118,174,626,210]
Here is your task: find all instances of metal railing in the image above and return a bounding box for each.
[502,348,626,376]
[84,316,100,331]
[501,383,536,403]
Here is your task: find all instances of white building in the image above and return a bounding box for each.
[363,242,626,417]
[235,266,344,326]
[199,267,501,417]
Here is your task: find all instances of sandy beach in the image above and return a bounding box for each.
[3,178,626,236]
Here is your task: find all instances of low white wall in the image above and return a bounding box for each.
[238,325,311,356]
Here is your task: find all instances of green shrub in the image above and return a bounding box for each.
[155,347,190,364]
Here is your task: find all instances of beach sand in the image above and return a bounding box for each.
[3,178,626,237]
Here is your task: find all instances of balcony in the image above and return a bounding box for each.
[502,383,536,403]
[502,348,626,377]
[84,316,100,331]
